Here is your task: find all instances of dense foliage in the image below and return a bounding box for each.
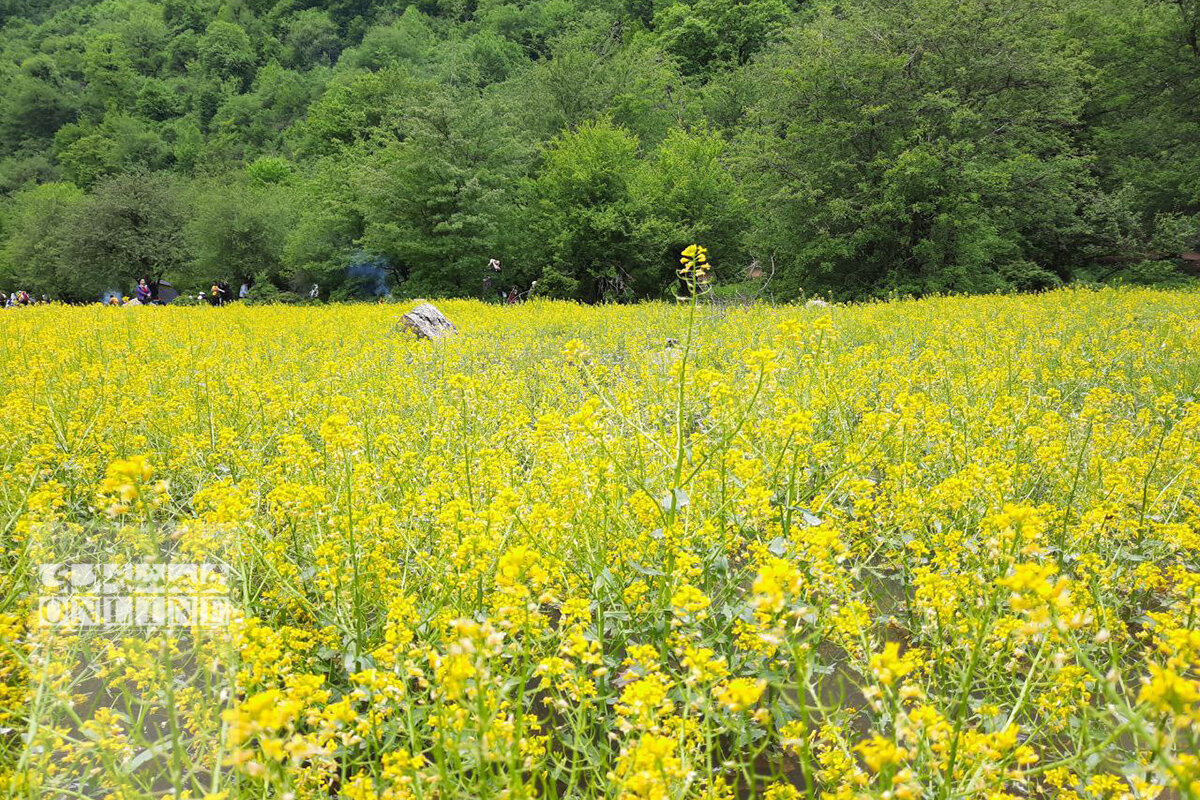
[1,0,1199,301]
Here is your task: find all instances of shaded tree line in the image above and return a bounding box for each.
[1,0,1198,303]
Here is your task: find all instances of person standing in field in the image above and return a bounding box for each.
[483,258,502,296]
[136,279,151,304]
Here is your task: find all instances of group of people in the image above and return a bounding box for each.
[1,290,49,307]
[109,278,166,306]
[14,260,536,309]
[107,277,251,307]
[197,281,250,306]
[483,259,536,304]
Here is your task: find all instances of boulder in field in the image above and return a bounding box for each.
[400,302,456,340]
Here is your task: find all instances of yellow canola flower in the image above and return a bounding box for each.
[869,642,921,688]
[714,677,766,713]
[855,734,908,773]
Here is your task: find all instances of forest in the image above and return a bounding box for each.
[1,0,1199,302]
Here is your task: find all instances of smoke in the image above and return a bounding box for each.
[346,253,391,298]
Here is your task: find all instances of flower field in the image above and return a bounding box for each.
[2,288,1200,800]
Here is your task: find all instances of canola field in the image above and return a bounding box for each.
[2,289,1200,800]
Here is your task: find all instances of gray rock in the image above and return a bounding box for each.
[400,302,456,340]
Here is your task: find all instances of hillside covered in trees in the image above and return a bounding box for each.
[1,0,1199,302]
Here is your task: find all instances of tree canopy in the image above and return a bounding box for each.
[1,0,1198,302]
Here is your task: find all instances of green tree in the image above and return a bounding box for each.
[54,114,171,189]
[198,19,256,84]
[440,31,527,88]
[185,178,294,288]
[292,67,422,158]
[340,7,435,69]
[0,149,58,194]
[527,118,644,301]
[527,122,745,299]
[284,9,342,67]
[503,32,683,144]
[476,0,577,59]
[119,5,170,75]
[68,170,189,290]
[633,127,746,294]
[0,182,86,299]
[246,156,294,184]
[655,0,789,75]
[739,0,1097,298]
[1072,0,1200,220]
[81,33,139,110]
[357,90,529,295]
[136,79,185,121]
[0,69,78,154]
[282,155,365,289]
